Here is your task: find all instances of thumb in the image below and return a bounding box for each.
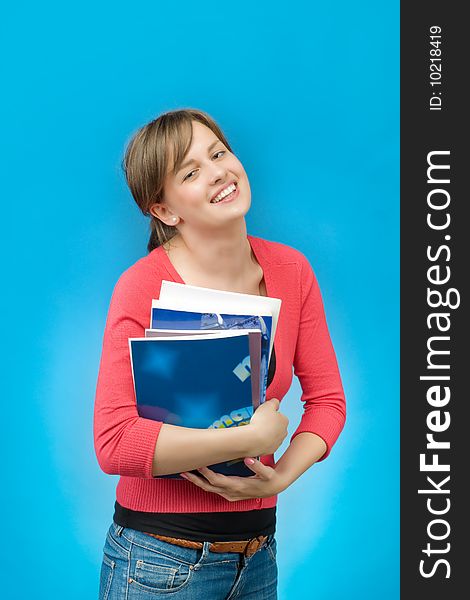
[266,397,280,411]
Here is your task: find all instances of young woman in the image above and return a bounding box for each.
[94,108,346,599]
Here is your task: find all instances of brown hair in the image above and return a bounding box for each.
[122,108,234,252]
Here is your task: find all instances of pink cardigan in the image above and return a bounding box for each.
[93,234,346,512]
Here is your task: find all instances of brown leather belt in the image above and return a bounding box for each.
[143,532,268,558]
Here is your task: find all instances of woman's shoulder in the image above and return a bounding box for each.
[249,234,312,267]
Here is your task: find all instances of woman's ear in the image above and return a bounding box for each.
[149,202,179,226]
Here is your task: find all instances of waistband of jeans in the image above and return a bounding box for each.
[112,521,275,545]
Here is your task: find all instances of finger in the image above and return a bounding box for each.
[180,471,209,486]
[181,471,235,501]
[243,458,274,480]
[196,467,227,486]
[180,471,223,494]
[197,468,248,495]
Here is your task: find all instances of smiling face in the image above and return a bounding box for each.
[149,120,251,231]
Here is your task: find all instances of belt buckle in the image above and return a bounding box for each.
[244,536,265,558]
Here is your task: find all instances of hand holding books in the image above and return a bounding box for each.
[179,403,290,501]
[246,398,288,456]
[151,408,288,479]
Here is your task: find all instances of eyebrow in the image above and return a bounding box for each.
[176,139,222,175]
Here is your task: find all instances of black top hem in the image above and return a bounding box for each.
[113,501,276,542]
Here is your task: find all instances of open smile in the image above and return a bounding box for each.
[210,182,239,204]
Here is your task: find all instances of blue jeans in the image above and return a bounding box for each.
[99,521,278,599]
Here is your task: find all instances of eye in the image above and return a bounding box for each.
[182,150,226,181]
[183,169,197,181]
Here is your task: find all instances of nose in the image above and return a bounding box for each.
[208,160,228,184]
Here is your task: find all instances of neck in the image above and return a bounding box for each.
[168,219,256,283]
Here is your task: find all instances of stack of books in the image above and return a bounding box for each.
[129,280,282,478]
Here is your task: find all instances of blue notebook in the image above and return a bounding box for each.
[150,307,272,406]
[129,330,262,478]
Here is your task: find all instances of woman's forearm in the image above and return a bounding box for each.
[175,431,329,501]
[152,398,288,476]
[274,432,328,491]
[152,423,257,476]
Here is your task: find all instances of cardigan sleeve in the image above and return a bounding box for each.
[290,253,346,460]
[93,273,163,478]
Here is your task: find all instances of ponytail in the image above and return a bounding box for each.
[148,217,177,252]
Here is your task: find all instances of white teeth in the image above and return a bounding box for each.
[211,183,236,203]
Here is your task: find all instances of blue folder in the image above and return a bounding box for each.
[151,307,272,406]
[129,331,261,478]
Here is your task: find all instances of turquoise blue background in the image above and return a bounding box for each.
[1,1,399,598]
